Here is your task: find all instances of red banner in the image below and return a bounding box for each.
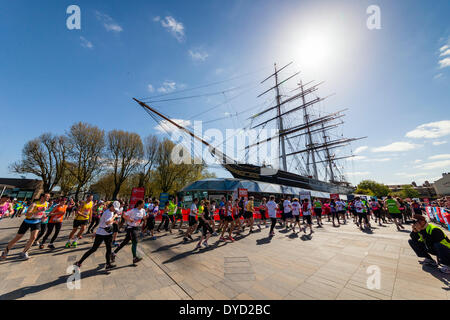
[330,194,340,200]
[238,188,248,200]
[129,187,145,208]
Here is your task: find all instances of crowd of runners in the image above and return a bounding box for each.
[0,192,449,274]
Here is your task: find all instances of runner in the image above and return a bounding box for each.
[291,198,302,233]
[74,201,120,270]
[156,201,170,232]
[193,200,205,234]
[35,200,57,248]
[355,196,370,231]
[111,200,145,265]
[0,195,14,220]
[313,198,324,227]
[216,196,226,234]
[267,195,278,237]
[244,196,256,233]
[39,198,67,249]
[259,197,268,228]
[87,201,104,234]
[65,195,94,248]
[385,195,405,231]
[336,198,347,224]
[220,197,235,241]
[302,198,313,234]
[370,198,383,226]
[112,201,124,246]
[166,197,177,234]
[283,196,293,231]
[183,198,198,242]
[144,200,158,240]
[174,197,184,232]
[330,199,339,226]
[1,193,50,260]
[209,200,217,236]
[196,200,213,248]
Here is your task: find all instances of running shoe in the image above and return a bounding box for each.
[133,256,143,264]
[269,232,275,236]
[65,242,71,248]
[39,244,44,250]
[79,236,83,239]
[105,264,116,270]
[151,236,156,240]
[219,237,226,242]
[228,236,235,242]
[439,265,450,274]
[113,241,119,247]
[33,241,39,247]
[188,235,193,241]
[420,258,437,267]
[48,244,55,249]
[183,237,189,242]
[202,241,209,248]
[258,225,261,230]
[71,241,78,248]
[74,262,82,268]
[110,253,117,263]
[212,232,218,236]
[196,244,202,249]
[20,252,30,260]
[0,250,8,260]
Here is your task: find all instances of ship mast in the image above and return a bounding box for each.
[274,64,288,172]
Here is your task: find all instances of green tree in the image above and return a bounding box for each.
[400,185,420,199]
[355,180,390,197]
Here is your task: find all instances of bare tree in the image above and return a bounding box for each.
[137,135,159,188]
[10,133,67,193]
[66,122,105,200]
[107,130,144,200]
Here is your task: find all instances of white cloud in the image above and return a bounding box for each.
[440,49,450,57]
[370,158,391,162]
[413,159,423,164]
[153,16,161,22]
[406,120,450,139]
[432,140,447,146]
[440,44,449,52]
[416,159,450,170]
[345,171,370,176]
[395,172,428,178]
[95,11,123,32]
[157,80,177,93]
[79,36,93,49]
[158,16,185,42]
[372,142,422,153]
[354,146,368,154]
[428,154,450,160]
[147,84,154,92]
[188,50,209,62]
[439,57,450,69]
[155,119,191,133]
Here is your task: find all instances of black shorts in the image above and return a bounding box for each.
[147,216,155,230]
[390,212,401,220]
[314,208,322,217]
[338,210,346,215]
[168,215,175,223]
[294,215,300,222]
[73,220,89,228]
[285,211,293,219]
[225,215,234,222]
[113,223,119,233]
[175,213,183,220]
[304,215,312,225]
[18,221,41,234]
[188,216,197,227]
[259,210,266,219]
[244,211,253,219]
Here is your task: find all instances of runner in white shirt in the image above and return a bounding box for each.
[336,199,347,224]
[283,196,293,230]
[111,200,145,265]
[267,196,279,237]
[75,201,120,270]
[291,198,302,233]
[183,198,199,242]
[301,199,313,234]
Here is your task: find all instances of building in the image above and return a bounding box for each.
[433,173,450,196]
[0,178,44,200]
[387,182,436,199]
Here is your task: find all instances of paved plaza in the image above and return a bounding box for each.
[0,216,449,300]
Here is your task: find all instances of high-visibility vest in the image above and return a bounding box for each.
[418,224,450,249]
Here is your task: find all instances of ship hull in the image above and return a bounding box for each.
[224,163,354,195]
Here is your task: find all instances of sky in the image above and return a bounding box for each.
[0,0,449,187]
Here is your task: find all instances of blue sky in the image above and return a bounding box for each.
[0,0,449,186]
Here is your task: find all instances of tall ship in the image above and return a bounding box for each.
[134,62,366,195]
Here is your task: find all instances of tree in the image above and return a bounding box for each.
[90,173,115,200]
[10,133,67,193]
[106,130,144,200]
[400,185,420,199]
[355,180,390,198]
[66,122,105,200]
[58,162,78,196]
[136,135,159,189]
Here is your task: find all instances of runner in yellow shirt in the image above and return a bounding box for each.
[65,195,94,248]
